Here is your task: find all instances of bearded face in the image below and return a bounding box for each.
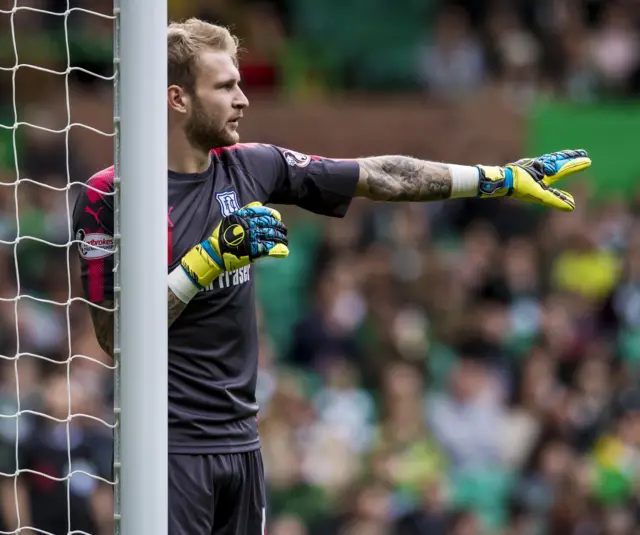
[178,50,248,151]
[184,91,238,151]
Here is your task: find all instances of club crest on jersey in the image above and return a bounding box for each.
[282,149,311,168]
[216,190,240,217]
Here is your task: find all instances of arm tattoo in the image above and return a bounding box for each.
[89,300,114,357]
[356,156,452,202]
[168,288,188,327]
[89,289,187,357]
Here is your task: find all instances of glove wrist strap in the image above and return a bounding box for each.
[168,265,202,304]
[448,164,480,198]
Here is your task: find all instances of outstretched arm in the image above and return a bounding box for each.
[355,156,454,202]
[354,150,591,211]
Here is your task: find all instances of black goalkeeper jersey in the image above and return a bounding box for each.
[72,143,360,453]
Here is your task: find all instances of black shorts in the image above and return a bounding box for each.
[168,450,266,535]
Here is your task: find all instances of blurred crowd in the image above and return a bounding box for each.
[1,0,640,101]
[175,0,640,101]
[253,188,640,535]
[0,0,640,535]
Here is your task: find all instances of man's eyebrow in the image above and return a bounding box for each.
[216,75,241,85]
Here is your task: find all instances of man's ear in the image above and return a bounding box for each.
[168,85,189,114]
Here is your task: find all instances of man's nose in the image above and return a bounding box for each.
[234,89,249,109]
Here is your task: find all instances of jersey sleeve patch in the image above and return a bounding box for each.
[76,229,115,259]
[282,149,311,168]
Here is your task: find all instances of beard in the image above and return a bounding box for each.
[184,95,238,152]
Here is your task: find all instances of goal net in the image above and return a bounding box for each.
[0,2,118,534]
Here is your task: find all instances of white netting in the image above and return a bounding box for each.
[0,2,116,534]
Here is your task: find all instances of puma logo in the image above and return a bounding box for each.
[84,205,104,225]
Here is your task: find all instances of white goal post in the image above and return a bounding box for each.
[117,0,168,534]
[0,1,168,534]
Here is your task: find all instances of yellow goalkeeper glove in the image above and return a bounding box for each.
[476,149,591,212]
[180,201,289,289]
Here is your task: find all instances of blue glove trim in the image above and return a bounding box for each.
[180,263,202,288]
[504,167,514,196]
[200,240,223,268]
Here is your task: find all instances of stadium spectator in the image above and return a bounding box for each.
[2,1,640,534]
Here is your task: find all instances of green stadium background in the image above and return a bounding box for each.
[529,102,640,197]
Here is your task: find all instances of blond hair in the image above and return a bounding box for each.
[168,18,239,94]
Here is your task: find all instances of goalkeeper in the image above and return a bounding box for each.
[72,17,591,535]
